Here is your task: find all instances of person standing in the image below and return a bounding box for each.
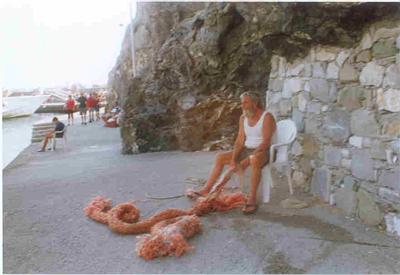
[65,95,76,125]
[77,92,88,125]
[86,93,96,123]
[94,92,101,121]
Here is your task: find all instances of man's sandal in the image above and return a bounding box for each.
[242,203,258,215]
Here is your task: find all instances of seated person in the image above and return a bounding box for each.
[186,92,276,214]
[38,117,65,152]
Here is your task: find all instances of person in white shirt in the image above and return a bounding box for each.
[187,91,276,214]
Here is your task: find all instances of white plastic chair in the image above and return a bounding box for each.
[232,119,297,203]
[49,127,67,151]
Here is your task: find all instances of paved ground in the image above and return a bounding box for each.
[3,120,400,274]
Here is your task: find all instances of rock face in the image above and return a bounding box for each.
[108,2,400,154]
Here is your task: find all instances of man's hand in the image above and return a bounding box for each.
[229,159,239,171]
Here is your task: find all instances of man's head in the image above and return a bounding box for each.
[52,117,59,124]
[240,91,262,118]
[68,95,72,99]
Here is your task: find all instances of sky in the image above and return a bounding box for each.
[0,0,136,90]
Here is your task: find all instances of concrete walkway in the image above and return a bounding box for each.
[3,121,400,273]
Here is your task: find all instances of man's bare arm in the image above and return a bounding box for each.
[231,115,245,164]
[253,113,275,154]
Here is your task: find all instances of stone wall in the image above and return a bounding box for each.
[266,21,400,237]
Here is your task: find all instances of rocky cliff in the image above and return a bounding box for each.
[108,2,400,154]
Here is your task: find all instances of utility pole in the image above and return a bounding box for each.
[129,0,136,78]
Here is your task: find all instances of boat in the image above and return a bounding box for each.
[2,95,49,119]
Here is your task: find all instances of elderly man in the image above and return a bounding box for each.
[37,117,65,152]
[187,91,276,214]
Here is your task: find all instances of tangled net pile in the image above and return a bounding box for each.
[84,192,246,260]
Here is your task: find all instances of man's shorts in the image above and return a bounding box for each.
[79,107,87,115]
[238,148,271,164]
[66,109,74,114]
[238,148,255,162]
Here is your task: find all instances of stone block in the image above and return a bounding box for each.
[384,213,400,238]
[351,149,376,181]
[321,109,351,144]
[338,86,363,111]
[370,140,387,160]
[279,99,292,116]
[304,63,312,77]
[359,61,385,87]
[292,108,305,133]
[312,62,326,78]
[268,78,284,92]
[356,50,372,63]
[377,88,400,112]
[270,55,280,78]
[397,35,400,49]
[351,109,380,137]
[362,137,372,148]
[321,105,329,112]
[343,176,356,190]
[303,134,320,158]
[316,48,337,61]
[269,92,282,105]
[304,81,310,92]
[360,32,373,50]
[341,159,352,170]
[372,38,398,59]
[298,93,309,112]
[327,62,339,79]
[292,170,308,188]
[349,136,363,148]
[291,140,303,156]
[324,146,342,167]
[287,62,305,77]
[305,116,321,135]
[335,188,357,216]
[341,149,351,158]
[282,78,303,98]
[309,79,330,102]
[311,167,331,202]
[379,187,400,204]
[339,63,359,83]
[337,50,351,67]
[383,64,400,89]
[357,189,384,226]
[307,101,322,114]
[379,168,400,192]
[382,114,400,137]
[372,27,400,42]
[278,57,287,78]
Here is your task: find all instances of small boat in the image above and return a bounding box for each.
[2,95,49,119]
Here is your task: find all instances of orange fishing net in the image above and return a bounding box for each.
[84,192,246,260]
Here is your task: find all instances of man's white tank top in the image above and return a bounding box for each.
[244,111,269,149]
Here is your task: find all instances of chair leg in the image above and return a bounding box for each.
[262,167,272,203]
[286,167,294,195]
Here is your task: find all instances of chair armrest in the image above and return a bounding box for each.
[269,142,292,164]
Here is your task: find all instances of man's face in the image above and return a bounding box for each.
[241,95,256,118]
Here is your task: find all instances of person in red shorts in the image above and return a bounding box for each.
[86,93,97,123]
[65,95,76,125]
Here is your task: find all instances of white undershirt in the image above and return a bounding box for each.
[244,111,268,149]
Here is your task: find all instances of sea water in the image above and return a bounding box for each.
[2,113,57,168]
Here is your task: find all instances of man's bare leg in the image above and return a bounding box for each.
[186,151,233,198]
[39,132,53,151]
[244,151,268,213]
